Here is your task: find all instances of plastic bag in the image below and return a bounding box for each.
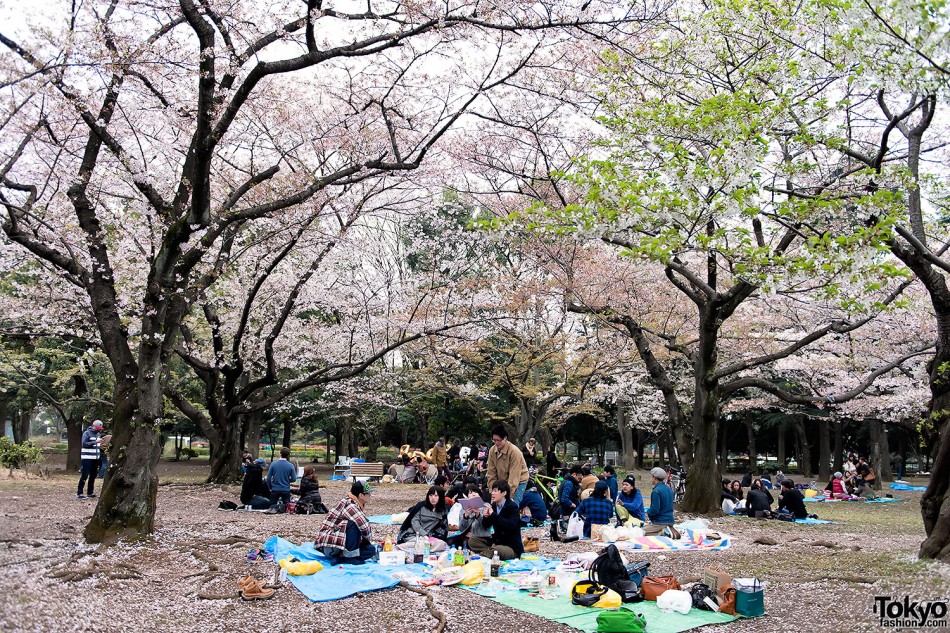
[459,561,484,586]
[656,589,692,614]
[566,512,584,539]
[598,526,619,543]
[616,526,644,539]
[594,588,622,608]
[278,558,324,576]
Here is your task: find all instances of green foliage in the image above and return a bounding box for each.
[0,437,43,470]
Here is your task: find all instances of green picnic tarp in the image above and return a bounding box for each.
[466,587,740,633]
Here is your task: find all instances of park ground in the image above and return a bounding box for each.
[0,457,947,633]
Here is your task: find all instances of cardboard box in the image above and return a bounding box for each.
[378,551,406,566]
[703,565,732,593]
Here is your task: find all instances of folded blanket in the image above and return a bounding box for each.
[889,483,926,491]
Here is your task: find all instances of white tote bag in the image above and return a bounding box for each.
[566,512,584,539]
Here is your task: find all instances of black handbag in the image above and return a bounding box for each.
[614,579,643,602]
[690,583,716,610]
[572,580,609,607]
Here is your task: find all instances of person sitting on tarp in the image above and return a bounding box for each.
[519,481,548,525]
[603,465,618,501]
[776,479,808,519]
[297,465,328,513]
[615,475,645,526]
[579,465,599,500]
[241,457,272,509]
[576,480,615,538]
[397,485,449,551]
[720,478,739,513]
[552,465,582,520]
[468,480,523,560]
[760,470,773,489]
[645,467,678,537]
[745,479,774,518]
[449,485,491,548]
[825,472,852,499]
[313,481,376,564]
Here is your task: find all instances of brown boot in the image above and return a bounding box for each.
[240,580,275,601]
[238,575,257,592]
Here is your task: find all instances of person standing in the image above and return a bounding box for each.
[545,446,561,477]
[430,438,449,480]
[77,420,106,500]
[266,446,297,506]
[645,467,678,537]
[486,425,529,505]
[521,437,540,468]
[313,481,376,564]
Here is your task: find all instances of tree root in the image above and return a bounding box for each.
[768,575,879,584]
[191,535,255,546]
[399,582,446,633]
[49,561,142,582]
[197,591,240,600]
[753,537,778,545]
[810,540,860,551]
[0,538,45,547]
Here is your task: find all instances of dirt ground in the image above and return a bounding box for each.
[0,456,946,633]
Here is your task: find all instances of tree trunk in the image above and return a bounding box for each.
[681,311,723,514]
[635,429,645,469]
[246,410,262,459]
[870,419,892,485]
[84,380,162,544]
[792,415,812,478]
[833,419,843,473]
[207,417,243,484]
[745,420,757,474]
[818,418,831,481]
[12,409,30,444]
[617,406,637,470]
[719,418,729,474]
[282,417,293,450]
[66,415,83,472]
[777,422,786,466]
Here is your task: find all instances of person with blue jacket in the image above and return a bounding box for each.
[77,419,105,499]
[603,465,618,501]
[266,446,298,505]
[554,465,582,519]
[615,475,645,525]
[519,482,548,524]
[645,467,678,537]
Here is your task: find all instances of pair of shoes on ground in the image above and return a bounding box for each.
[523,536,540,553]
[246,548,274,563]
[664,526,681,540]
[238,575,275,601]
[77,494,97,500]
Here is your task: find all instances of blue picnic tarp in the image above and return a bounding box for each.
[261,536,428,602]
[890,483,927,491]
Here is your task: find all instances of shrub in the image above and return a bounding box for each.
[0,437,44,470]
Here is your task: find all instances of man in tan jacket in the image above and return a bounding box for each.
[486,425,529,504]
[430,438,449,479]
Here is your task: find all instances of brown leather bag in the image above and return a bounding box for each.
[718,587,737,615]
[641,575,681,600]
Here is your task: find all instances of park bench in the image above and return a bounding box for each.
[349,462,385,482]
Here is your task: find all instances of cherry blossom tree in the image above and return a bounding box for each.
[0,0,656,542]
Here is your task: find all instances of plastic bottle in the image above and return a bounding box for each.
[490,551,500,577]
[449,546,457,565]
[383,535,393,553]
[423,539,431,560]
[413,537,424,563]
[453,546,464,567]
[462,544,470,564]
[480,554,491,579]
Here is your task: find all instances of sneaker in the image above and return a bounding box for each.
[86,493,97,499]
[77,494,86,500]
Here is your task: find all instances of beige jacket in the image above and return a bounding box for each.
[486,441,529,490]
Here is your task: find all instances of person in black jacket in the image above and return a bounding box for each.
[545,447,562,477]
[297,465,328,513]
[777,480,808,519]
[745,479,774,518]
[241,457,271,507]
[468,480,524,560]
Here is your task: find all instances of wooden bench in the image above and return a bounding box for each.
[349,462,385,481]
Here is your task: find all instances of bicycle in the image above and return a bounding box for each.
[668,465,687,503]
[529,467,563,507]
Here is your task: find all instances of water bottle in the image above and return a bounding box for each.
[423,539,431,560]
[462,544,470,564]
[490,551,500,577]
[413,537,424,564]
[453,546,464,567]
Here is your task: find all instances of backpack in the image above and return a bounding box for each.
[218,500,238,511]
[589,545,629,594]
[690,583,717,610]
[596,607,646,633]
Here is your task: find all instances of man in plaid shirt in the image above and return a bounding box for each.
[576,480,615,538]
[314,481,376,564]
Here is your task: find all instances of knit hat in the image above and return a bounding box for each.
[833,471,843,479]
[650,467,667,480]
[622,475,636,487]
